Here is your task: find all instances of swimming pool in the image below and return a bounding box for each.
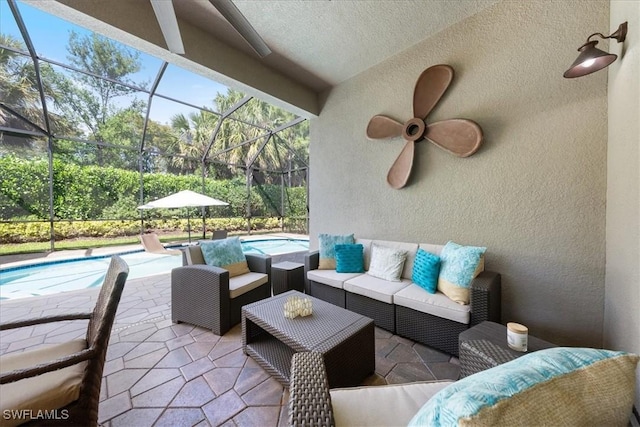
[0,238,309,300]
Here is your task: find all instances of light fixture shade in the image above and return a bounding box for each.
[563,41,618,78]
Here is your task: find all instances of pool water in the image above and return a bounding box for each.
[0,238,309,300]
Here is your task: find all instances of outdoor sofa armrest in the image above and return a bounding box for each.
[470,270,501,326]
[289,352,335,427]
[245,253,271,275]
[171,264,231,335]
[304,250,319,294]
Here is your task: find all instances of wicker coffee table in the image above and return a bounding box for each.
[242,290,375,388]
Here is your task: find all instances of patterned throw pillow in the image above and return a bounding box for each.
[408,347,639,426]
[334,244,364,273]
[318,233,355,269]
[367,244,407,282]
[437,241,486,304]
[412,249,441,293]
[199,237,249,277]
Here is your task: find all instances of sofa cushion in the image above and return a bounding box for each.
[412,249,441,294]
[335,244,364,273]
[200,237,250,277]
[394,285,470,324]
[307,269,363,290]
[229,271,268,299]
[409,347,639,426]
[0,339,87,427]
[318,233,355,269]
[367,244,407,282]
[437,241,486,305]
[344,273,411,304]
[372,240,419,279]
[330,380,453,427]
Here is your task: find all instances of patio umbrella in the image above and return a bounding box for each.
[138,190,229,242]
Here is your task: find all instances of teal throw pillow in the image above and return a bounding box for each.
[408,347,639,426]
[412,249,441,293]
[200,237,249,277]
[437,241,485,304]
[335,244,364,273]
[318,233,355,269]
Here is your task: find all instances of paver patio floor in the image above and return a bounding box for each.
[0,271,459,426]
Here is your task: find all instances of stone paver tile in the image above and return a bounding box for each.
[195,419,213,427]
[208,340,242,361]
[233,406,280,427]
[106,342,138,361]
[450,356,460,365]
[219,324,242,341]
[110,408,163,427]
[145,327,177,342]
[362,372,387,386]
[375,354,397,377]
[413,343,451,363]
[155,319,174,329]
[170,377,216,407]
[192,331,221,343]
[202,390,246,426]
[202,367,242,396]
[6,335,45,352]
[166,333,195,351]
[98,392,131,424]
[43,330,85,344]
[243,356,261,369]
[386,362,435,384]
[386,343,422,363]
[278,402,288,427]
[131,376,185,407]
[154,408,205,427]
[427,362,460,380]
[100,378,107,402]
[117,326,158,343]
[103,357,124,376]
[185,340,217,360]
[123,342,166,361]
[375,327,393,339]
[234,367,270,395]
[391,334,415,346]
[240,377,284,406]
[180,357,216,381]
[171,323,196,336]
[375,338,398,358]
[130,368,182,396]
[106,368,148,397]
[156,347,193,368]
[212,348,247,368]
[124,347,168,369]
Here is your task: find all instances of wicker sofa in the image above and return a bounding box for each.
[171,245,271,336]
[304,239,501,356]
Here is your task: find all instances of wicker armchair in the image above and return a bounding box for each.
[172,246,271,336]
[0,256,129,427]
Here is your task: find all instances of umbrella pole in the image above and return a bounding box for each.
[202,207,206,239]
[188,215,191,243]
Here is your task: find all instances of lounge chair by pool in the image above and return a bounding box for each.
[140,233,182,256]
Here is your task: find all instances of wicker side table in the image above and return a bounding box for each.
[459,321,556,377]
[272,261,304,295]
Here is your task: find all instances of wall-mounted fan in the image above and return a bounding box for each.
[150,0,271,57]
[366,64,483,189]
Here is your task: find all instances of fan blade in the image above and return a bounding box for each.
[413,64,454,120]
[425,119,483,157]
[150,0,185,54]
[209,0,272,58]
[387,140,415,189]
[366,115,403,139]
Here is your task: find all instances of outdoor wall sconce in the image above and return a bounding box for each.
[564,22,628,78]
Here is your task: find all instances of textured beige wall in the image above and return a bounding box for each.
[310,0,609,346]
[605,0,640,410]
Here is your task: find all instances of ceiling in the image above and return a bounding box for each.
[172,0,500,92]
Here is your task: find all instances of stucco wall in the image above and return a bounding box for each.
[605,0,640,410]
[310,0,609,346]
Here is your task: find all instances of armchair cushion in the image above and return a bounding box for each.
[330,380,453,427]
[200,237,250,277]
[0,339,87,427]
[229,271,269,299]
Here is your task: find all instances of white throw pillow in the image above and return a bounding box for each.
[367,244,407,282]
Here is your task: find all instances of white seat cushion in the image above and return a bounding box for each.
[394,284,471,324]
[344,273,411,304]
[0,339,87,427]
[307,269,363,290]
[330,380,454,427]
[229,272,268,299]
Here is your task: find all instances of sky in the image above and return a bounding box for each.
[0,0,230,125]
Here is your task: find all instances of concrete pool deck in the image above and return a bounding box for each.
[0,233,309,269]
